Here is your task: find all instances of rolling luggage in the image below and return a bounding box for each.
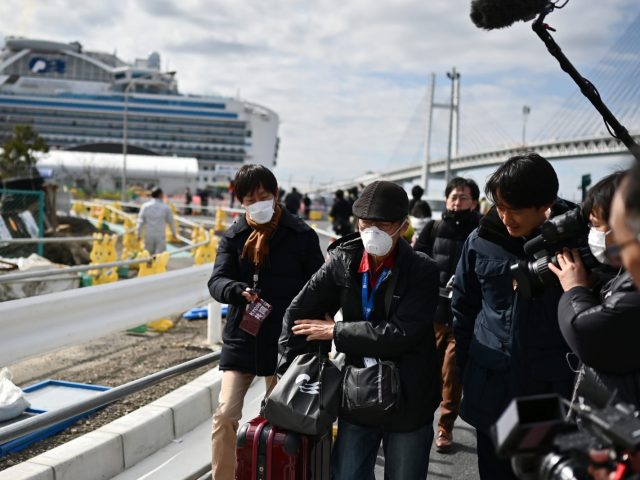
[236,416,331,480]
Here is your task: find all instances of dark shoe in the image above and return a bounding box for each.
[435,429,454,453]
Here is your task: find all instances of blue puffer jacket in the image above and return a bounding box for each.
[451,203,575,433]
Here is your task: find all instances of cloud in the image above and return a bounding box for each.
[166,36,270,57]
[0,0,638,191]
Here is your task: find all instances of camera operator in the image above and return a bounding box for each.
[452,153,575,479]
[549,171,640,408]
[613,162,640,289]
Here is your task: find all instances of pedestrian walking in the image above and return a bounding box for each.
[184,187,193,215]
[208,165,324,479]
[279,181,441,479]
[136,187,176,254]
[329,189,352,236]
[414,177,480,453]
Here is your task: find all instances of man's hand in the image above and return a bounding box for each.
[548,248,590,291]
[292,313,335,341]
[587,448,640,480]
[241,289,259,303]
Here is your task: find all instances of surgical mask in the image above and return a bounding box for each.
[360,222,405,257]
[588,227,609,264]
[245,199,275,224]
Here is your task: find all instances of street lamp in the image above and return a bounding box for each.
[121,75,153,201]
[522,105,531,147]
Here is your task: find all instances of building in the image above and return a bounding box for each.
[0,37,280,190]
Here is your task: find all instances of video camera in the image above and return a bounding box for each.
[510,207,599,297]
[492,369,640,479]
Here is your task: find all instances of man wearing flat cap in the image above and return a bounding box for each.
[279,181,441,479]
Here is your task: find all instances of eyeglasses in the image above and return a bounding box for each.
[603,234,640,262]
[358,219,400,233]
[448,194,472,202]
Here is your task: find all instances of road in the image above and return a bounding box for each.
[374,417,480,479]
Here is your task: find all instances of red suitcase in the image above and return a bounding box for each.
[236,416,330,480]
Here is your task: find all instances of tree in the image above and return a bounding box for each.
[0,125,49,179]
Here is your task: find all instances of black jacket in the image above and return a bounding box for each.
[279,234,441,432]
[208,209,324,376]
[452,203,575,433]
[558,271,640,407]
[414,210,481,324]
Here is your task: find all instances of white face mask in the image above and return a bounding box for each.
[245,199,275,224]
[360,222,405,257]
[588,227,609,264]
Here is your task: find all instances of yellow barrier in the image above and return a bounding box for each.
[121,217,142,260]
[136,251,173,332]
[88,233,119,285]
[138,251,170,277]
[214,207,227,232]
[194,229,218,265]
[309,210,325,221]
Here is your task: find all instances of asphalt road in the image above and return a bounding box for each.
[374,417,480,479]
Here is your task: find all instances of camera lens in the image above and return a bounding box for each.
[538,451,586,480]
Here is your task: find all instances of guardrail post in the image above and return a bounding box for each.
[207,301,222,346]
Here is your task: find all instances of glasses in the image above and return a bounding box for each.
[603,234,640,262]
[448,194,472,202]
[358,219,400,233]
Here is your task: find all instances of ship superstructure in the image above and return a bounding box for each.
[0,37,279,185]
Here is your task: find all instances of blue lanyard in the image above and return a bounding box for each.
[361,267,391,321]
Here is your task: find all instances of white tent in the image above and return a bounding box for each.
[36,150,198,195]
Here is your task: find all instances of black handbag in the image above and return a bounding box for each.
[340,360,401,427]
[263,352,342,436]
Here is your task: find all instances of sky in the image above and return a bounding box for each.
[1,0,638,198]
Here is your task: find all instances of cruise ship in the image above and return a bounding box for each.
[0,37,280,184]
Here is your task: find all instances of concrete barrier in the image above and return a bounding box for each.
[0,367,224,480]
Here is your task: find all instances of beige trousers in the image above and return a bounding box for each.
[211,370,275,480]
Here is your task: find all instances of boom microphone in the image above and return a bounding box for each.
[470,0,549,30]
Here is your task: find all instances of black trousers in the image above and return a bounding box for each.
[476,429,518,480]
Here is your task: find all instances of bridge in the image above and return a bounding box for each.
[320,11,640,193]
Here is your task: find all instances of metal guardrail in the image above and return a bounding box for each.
[0,350,221,445]
[312,225,337,239]
[0,257,161,283]
[0,206,214,284]
[0,264,213,365]
[0,236,96,244]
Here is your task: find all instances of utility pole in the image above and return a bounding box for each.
[444,68,460,186]
[421,74,436,193]
[522,105,531,147]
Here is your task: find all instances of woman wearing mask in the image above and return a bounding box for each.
[208,164,325,479]
[549,170,640,408]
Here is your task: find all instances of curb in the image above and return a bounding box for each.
[0,367,223,480]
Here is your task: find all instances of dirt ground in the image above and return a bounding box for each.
[0,315,216,471]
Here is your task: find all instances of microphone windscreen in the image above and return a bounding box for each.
[470,0,549,30]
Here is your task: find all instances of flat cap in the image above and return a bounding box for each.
[352,181,409,221]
